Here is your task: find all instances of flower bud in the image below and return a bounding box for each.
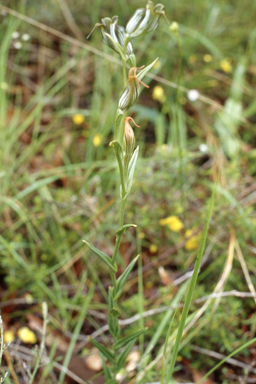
[118,67,149,112]
[123,117,139,156]
[87,16,133,57]
[126,1,167,38]
[170,21,179,34]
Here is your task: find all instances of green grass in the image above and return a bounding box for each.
[0,0,256,383]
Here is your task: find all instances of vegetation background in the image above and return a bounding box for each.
[1,0,256,383]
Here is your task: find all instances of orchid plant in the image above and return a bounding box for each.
[85,2,168,383]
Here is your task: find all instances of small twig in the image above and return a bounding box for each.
[212,228,235,312]
[74,289,256,352]
[56,0,84,40]
[191,345,256,374]
[235,241,256,305]
[4,349,20,384]
[8,344,85,384]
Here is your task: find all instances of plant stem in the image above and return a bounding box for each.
[175,31,184,189]
[122,59,127,87]
[120,198,126,227]
[112,234,122,265]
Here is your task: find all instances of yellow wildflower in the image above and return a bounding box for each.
[25,293,33,304]
[149,244,158,254]
[159,216,184,232]
[72,114,85,125]
[188,55,197,64]
[4,330,15,343]
[93,134,102,147]
[161,144,168,152]
[145,281,153,289]
[138,232,145,239]
[152,85,166,103]
[220,59,232,74]
[185,229,201,251]
[203,54,212,63]
[18,327,37,344]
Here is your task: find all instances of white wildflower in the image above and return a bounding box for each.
[187,89,199,102]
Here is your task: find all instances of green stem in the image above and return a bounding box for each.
[115,150,126,197]
[116,112,127,145]
[122,59,127,87]
[120,198,126,227]
[110,269,117,291]
[112,234,122,266]
[175,32,183,187]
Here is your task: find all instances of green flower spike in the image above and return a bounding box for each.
[118,66,149,113]
[87,16,135,66]
[123,117,138,157]
[126,1,168,38]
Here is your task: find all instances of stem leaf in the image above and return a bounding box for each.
[116,340,136,372]
[125,146,139,198]
[114,254,140,300]
[82,240,117,272]
[101,354,112,380]
[109,140,123,153]
[109,140,126,197]
[89,337,115,362]
[113,327,148,350]
[105,379,118,384]
[115,223,137,236]
[137,58,159,82]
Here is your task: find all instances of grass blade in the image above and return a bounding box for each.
[167,184,216,379]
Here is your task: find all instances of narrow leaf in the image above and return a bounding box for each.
[110,308,120,317]
[109,140,123,153]
[89,337,115,362]
[114,254,140,300]
[83,240,117,272]
[109,140,126,197]
[116,340,136,372]
[105,379,118,384]
[115,224,137,236]
[101,354,112,380]
[167,184,216,379]
[137,58,159,82]
[198,336,256,384]
[142,279,190,361]
[113,328,147,350]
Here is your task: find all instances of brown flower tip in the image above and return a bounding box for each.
[128,67,150,89]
